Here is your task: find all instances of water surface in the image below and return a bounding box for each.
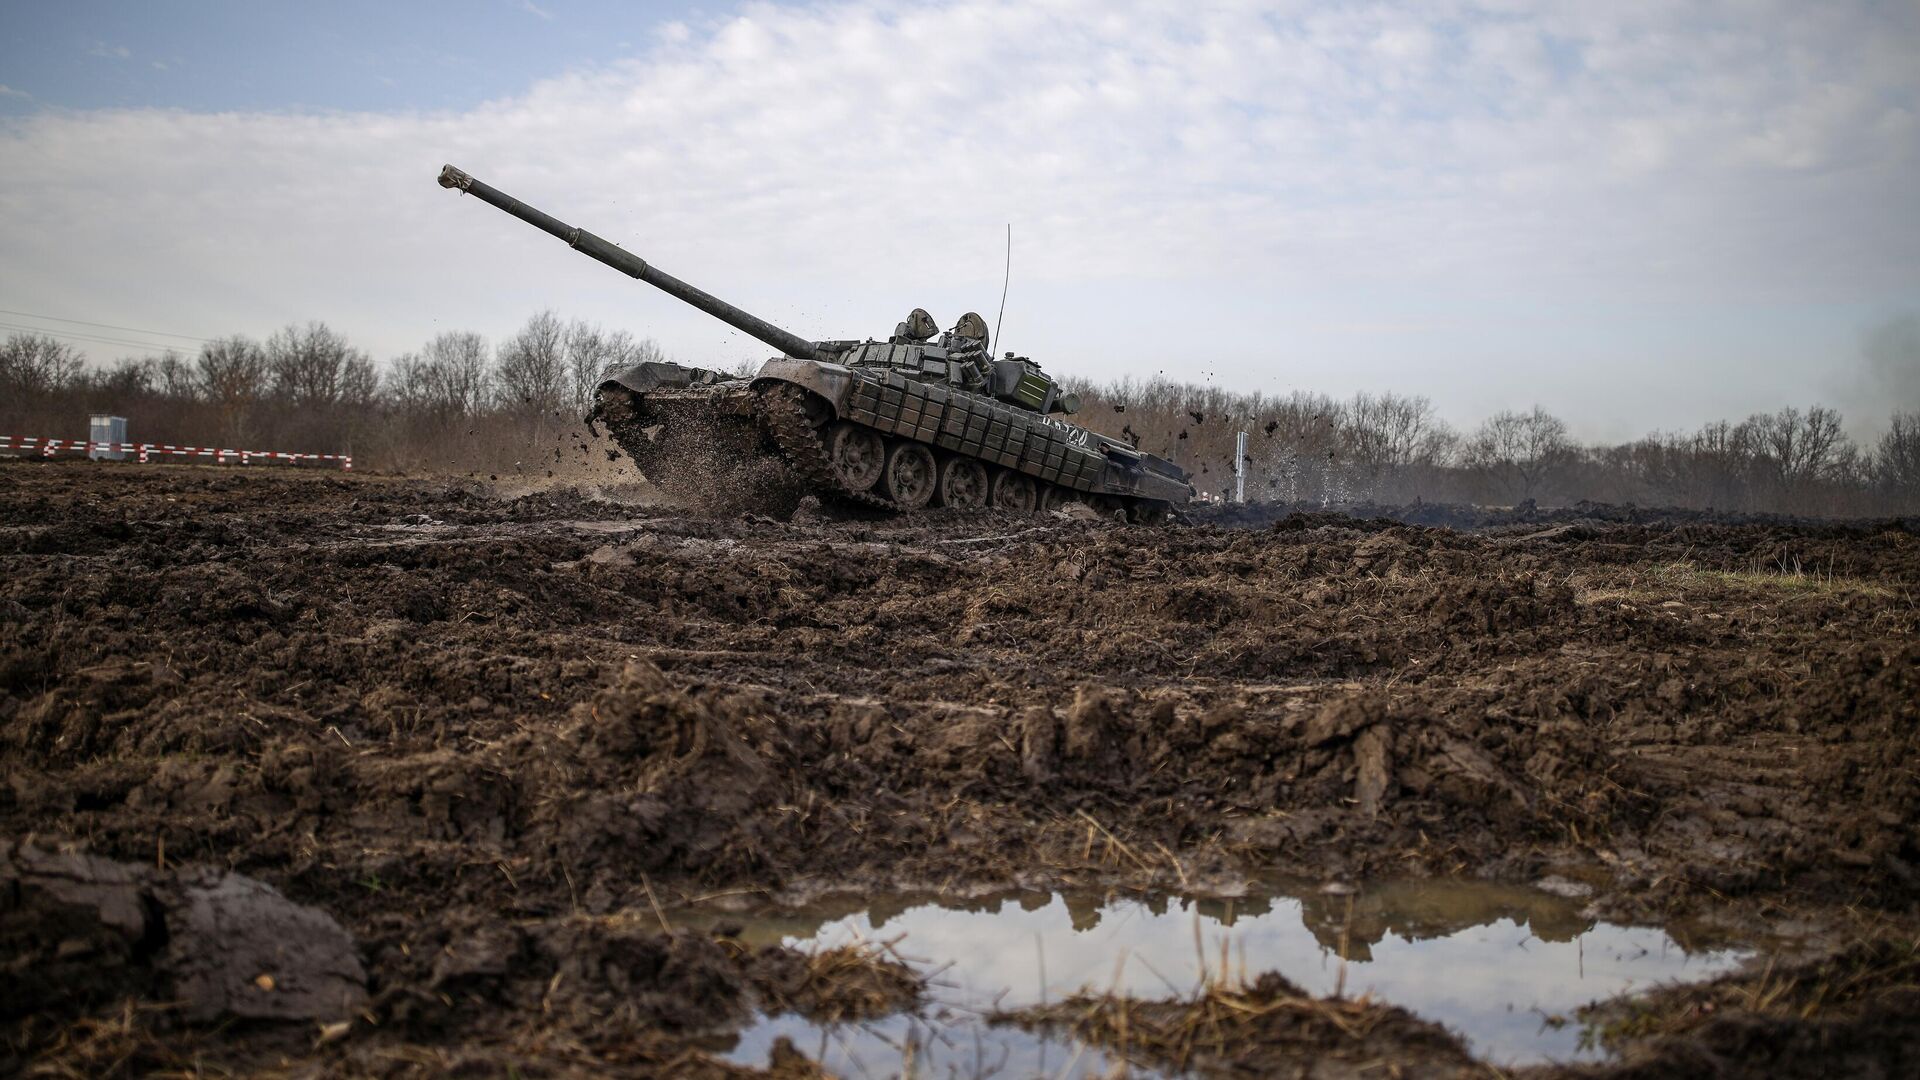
[706,878,1750,1076]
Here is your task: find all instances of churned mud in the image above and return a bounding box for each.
[1,461,1915,1076]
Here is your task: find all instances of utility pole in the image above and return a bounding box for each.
[1235,430,1249,503]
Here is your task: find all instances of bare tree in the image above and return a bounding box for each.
[339,352,378,411]
[195,336,269,443]
[423,331,492,418]
[86,358,157,402]
[1737,405,1851,501]
[1614,420,1751,508]
[1464,407,1574,502]
[385,352,433,417]
[564,321,662,415]
[1245,391,1346,503]
[266,322,374,410]
[1346,392,1457,472]
[1688,419,1750,508]
[1876,412,1920,507]
[386,331,494,433]
[496,310,569,417]
[0,333,84,398]
[151,351,199,400]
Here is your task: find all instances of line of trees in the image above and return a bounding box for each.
[0,313,662,476]
[3,320,1915,515]
[1063,378,1919,516]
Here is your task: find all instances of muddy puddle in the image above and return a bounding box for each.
[701,879,1755,1075]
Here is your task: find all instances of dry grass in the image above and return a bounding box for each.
[756,942,924,1026]
[1661,561,1900,598]
[1578,935,1920,1055]
[10,1001,220,1080]
[1576,559,1905,606]
[1002,973,1485,1079]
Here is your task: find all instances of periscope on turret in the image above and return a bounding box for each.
[436,164,1191,519]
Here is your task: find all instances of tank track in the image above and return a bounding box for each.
[755,383,899,511]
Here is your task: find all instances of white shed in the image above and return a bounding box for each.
[89,415,128,461]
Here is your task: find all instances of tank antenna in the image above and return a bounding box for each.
[993,223,1010,356]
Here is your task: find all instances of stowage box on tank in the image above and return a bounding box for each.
[436,164,1191,520]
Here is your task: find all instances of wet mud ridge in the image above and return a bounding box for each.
[2,462,1916,1077]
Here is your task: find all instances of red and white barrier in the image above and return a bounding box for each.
[0,435,352,470]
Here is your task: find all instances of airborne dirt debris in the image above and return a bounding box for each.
[1,462,1916,1076]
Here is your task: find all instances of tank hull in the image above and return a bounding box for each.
[597,357,1190,517]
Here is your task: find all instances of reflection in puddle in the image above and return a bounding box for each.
[706,879,1751,1075]
[726,1010,1144,1080]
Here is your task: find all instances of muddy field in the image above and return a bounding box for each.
[3,461,1917,1078]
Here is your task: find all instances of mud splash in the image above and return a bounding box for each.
[703,878,1755,1072]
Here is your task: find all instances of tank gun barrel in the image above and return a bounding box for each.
[437,164,825,362]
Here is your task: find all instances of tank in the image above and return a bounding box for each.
[436,164,1191,520]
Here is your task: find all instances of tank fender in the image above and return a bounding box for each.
[600,360,738,395]
[751,358,859,416]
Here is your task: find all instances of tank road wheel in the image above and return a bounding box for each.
[1040,484,1081,513]
[990,468,1039,512]
[935,456,989,508]
[882,441,938,510]
[826,422,885,492]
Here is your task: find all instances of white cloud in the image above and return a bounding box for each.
[0,85,31,99]
[518,0,555,21]
[87,43,131,60]
[3,0,1917,434]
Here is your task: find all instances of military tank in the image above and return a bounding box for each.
[436,165,1191,520]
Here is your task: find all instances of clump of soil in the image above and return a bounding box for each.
[1,840,366,1026]
[1005,972,1483,1079]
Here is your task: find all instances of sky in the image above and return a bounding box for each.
[2,0,1917,442]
